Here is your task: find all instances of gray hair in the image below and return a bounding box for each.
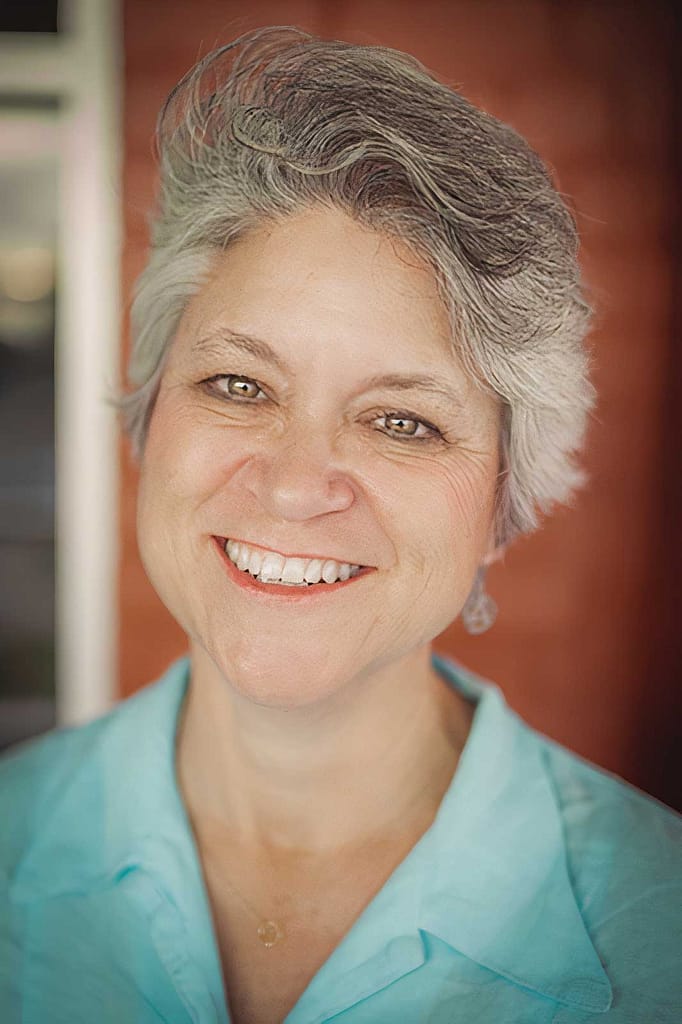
[123,25,594,547]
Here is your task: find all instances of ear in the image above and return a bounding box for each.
[481,524,507,568]
[482,544,506,568]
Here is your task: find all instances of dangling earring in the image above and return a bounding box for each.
[461,567,497,635]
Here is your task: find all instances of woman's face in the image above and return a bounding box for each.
[137,207,500,707]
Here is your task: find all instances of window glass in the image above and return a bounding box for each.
[0,2,60,34]
[0,150,57,750]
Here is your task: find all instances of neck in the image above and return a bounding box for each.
[175,643,473,855]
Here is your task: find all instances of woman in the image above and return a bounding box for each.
[1,26,679,1024]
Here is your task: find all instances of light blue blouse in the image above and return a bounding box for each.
[1,655,680,1023]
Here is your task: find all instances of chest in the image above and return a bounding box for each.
[201,850,406,1024]
[191,813,441,1023]
[217,930,330,1024]
[208,889,368,1024]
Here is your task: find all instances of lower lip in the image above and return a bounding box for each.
[212,537,374,599]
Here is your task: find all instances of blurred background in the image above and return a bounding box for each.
[0,0,679,811]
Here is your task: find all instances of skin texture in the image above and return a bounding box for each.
[137,206,503,1022]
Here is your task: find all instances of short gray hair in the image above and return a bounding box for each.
[124,25,594,547]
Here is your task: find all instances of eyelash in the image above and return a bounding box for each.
[200,374,443,443]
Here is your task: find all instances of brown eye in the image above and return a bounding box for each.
[373,412,441,441]
[386,415,418,435]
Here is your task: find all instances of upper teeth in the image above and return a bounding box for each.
[225,540,362,586]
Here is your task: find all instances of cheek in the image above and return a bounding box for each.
[410,458,498,630]
[373,451,498,563]
[441,458,498,544]
[136,401,215,574]
[140,396,245,516]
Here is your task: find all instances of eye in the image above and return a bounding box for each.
[374,412,440,441]
[203,374,265,400]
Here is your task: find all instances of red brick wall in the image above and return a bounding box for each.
[120,0,680,807]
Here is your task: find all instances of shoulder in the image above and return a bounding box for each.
[0,708,117,885]
[538,734,682,1021]
[0,658,189,888]
[540,734,681,890]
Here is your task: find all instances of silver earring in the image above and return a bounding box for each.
[461,567,497,635]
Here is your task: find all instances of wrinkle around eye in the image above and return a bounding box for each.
[166,373,495,459]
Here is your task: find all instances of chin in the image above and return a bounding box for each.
[203,636,351,710]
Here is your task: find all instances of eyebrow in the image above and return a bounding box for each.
[191,329,287,372]
[191,328,466,406]
[360,373,465,406]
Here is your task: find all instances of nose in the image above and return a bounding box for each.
[237,426,356,522]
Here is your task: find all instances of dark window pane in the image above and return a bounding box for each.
[0,154,57,750]
[0,1,59,34]
[0,95,60,112]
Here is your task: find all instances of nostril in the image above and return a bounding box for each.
[240,453,356,522]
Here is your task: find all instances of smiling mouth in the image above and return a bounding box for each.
[222,538,369,588]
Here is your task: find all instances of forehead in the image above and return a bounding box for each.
[178,207,458,374]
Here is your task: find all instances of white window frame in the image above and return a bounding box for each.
[0,0,121,725]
